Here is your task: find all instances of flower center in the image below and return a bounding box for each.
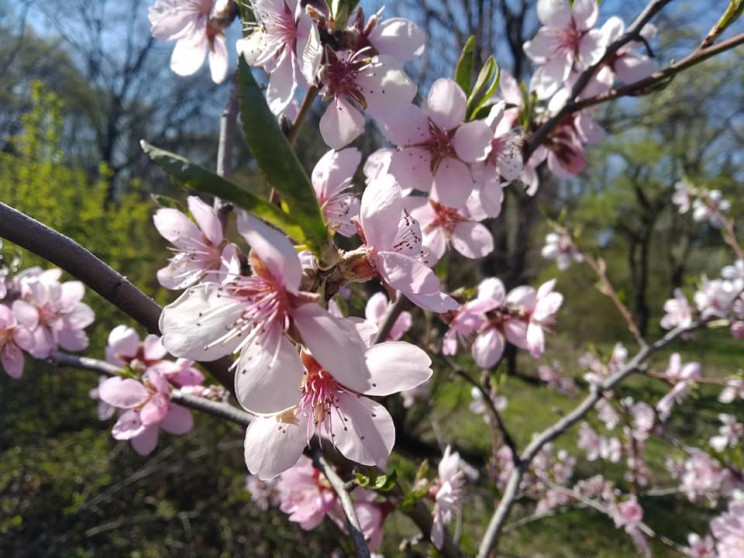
[428,201,464,235]
[321,48,372,109]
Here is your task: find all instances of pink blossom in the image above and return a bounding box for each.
[0,304,35,378]
[350,10,425,64]
[12,269,94,358]
[628,400,655,441]
[709,413,743,452]
[541,231,583,270]
[661,288,693,330]
[503,278,564,358]
[237,0,320,113]
[600,17,656,84]
[357,174,458,312]
[153,196,234,290]
[382,78,492,208]
[673,181,694,213]
[319,49,417,149]
[364,291,412,341]
[720,378,744,403]
[160,212,371,415]
[537,361,579,396]
[99,370,196,455]
[668,450,738,505]
[243,334,432,479]
[148,0,230,83]
[711,501,744,558]
[278,455,338,530]
[245,474,281,511]
[692,189,731,229]
[656,354,701,420]
[431,446,467,549]
[311,148,361,237]
[469,386,507,424]
[524,0,606,99]
[684,533,716,558]
[105,325,167,371]
[408,198,493,263]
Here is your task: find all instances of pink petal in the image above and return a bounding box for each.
[377,251,458,312]
[330,393,395,467]
[131,426,159,455]
[188,196,223,246]
[359,57,417,116]
[615,55,655,84]
[1,343,25,378]
[160,405,194,434]
[159,283,246,361]
[363,342,432,396]
[235,336,304,414]
[267,51,297,115]
[536,0,571,27]
[364,292,389,324]
[10,300,38,330]
[208,35,229,84]
[572,0,599,30]
[292,304,372,393]
[477,277,506,305]
[388,148,434,193]
[112,409,146,440]
[319,97,365,150]
[472,328,505,368]
[98,377,149,408]
[236,212,302,292]
[143,334,168,361]
[106,325,140,364]
[244,415,307,479]
[380,104,430,146]
[523,28,561,63]
[431,158,473,209]
[453,120,492,162]
[140,393,170,426]
[153,207,201,247]
[360,174,404,249]
[57,327,90,352]
[526,323,545,358]
[368,18,425,62]
[170,34,208,77]
[312,148,361,201]
[451,221,493,259]
[503,319,530,349]
[425,78,466,131]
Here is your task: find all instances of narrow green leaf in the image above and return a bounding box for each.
[715,0,743,36]
[151,194,185,212]
[454,36,476,94]
[467,59,501,120]
[141,141,311,247]
[237,59,330,256]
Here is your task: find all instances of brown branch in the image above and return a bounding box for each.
[0,202,235,392]
[583,253,646,347]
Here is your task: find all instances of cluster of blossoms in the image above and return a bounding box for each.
[93,326,208,455]
[541,230,584,270]
[660,259,744,339]
[0,243,94,379]
[443,277,563,369]
[672,181,732,229]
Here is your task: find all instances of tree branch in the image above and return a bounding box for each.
[311,448,371,558]
[476,319,705,558]
[0,202,235,392]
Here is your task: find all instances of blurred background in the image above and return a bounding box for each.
[0,0,742,556]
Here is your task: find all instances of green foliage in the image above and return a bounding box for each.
[454,36,476,93]
[237,60,332,263]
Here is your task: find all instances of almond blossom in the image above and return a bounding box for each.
[161,212,371,415]
[430,446,467,549]
[600,17,656,85]
[148,0,231,84]
[382,78,492,209]
[656,353,701,421]
[364,291,412,341]
[541,231,584,270]
[318,49,417,149]
[153,196,234,290]
[357,174,458,312]
[0,304,35,378]
[243,329,433,479]
[408,197,493,263]
[105,325,168,371]
[523,0,606,99]
[237,0,320,113]
[711,501,744,558]
[98,370,197,455]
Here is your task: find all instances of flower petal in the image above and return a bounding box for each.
[363,342,432,396]
[98,377,149,408]
[244,415,307,479]
[330,394,395,467]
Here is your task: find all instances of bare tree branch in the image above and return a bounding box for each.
[476,319,706,558]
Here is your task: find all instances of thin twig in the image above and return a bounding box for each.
[373,293,412,344]
[583,253,646,347]
[214,73,240,228]
[476,319,706,558]
[447,357,520,464]
[287,86,319,147]
[0,202,235,392]
[311,448,371,558]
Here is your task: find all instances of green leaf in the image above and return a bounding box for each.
[237,59,330,258]
[150,194,185,212]
[713,0,743,37]
[467,59,501,120]
[141,141,312,248]
[454,36,476,94]
[354,470,398,492]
